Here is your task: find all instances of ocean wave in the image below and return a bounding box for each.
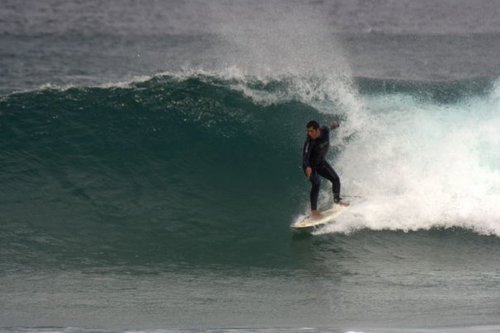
[1,72,500,245]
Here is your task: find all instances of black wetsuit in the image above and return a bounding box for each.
[302,125,341,210]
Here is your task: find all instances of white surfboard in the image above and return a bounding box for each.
[292,204,349,231]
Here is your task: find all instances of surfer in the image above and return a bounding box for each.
[303,120,349,219]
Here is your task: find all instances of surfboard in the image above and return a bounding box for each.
[292,204,349,231]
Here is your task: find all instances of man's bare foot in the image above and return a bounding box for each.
[310,210,323,219]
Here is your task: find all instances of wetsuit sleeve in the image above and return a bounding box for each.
[303,139,312,169]
[320,125,330,138]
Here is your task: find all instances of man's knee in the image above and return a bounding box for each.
[321,165,339,183]
[309,172,320,185]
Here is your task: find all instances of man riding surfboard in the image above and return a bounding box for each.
[303,120,349,219]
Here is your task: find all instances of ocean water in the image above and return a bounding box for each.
[1,1,500,332]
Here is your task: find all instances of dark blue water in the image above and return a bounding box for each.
[1,1,500,332]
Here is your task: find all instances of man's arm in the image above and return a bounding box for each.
[303,139,312,170]
[303,139,315,177]
[318,121,339,140]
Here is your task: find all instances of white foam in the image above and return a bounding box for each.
[316,81,500,236]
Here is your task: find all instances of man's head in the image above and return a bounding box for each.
[306,120,320,139]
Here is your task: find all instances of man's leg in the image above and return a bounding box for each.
[309,171,321,213]
[317,162,342,202]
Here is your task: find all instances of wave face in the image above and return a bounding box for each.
[2,74,500,271]
[0,74,327,271]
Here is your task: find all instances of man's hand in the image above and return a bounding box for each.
[330,120,339,129]
[305,166,312,178]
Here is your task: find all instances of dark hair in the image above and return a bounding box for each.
[306,120,319,129]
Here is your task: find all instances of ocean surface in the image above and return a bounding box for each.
[1,1,500,332]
